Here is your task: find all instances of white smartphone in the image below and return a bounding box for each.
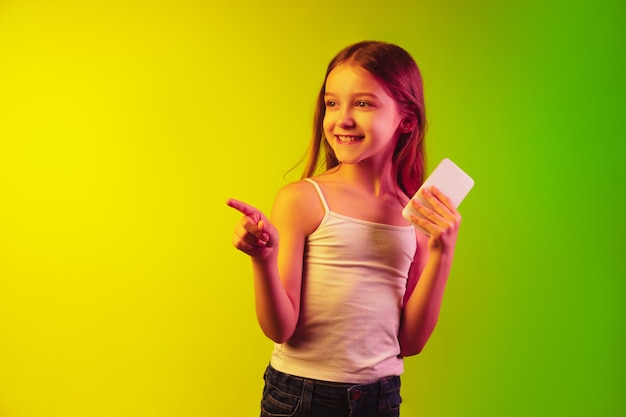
[402,158,474,236]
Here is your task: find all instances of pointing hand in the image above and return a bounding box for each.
[226,199,278,259]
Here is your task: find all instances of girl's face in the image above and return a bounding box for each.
[323,63,405,168]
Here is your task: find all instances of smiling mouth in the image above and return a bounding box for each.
[335,135,364,143]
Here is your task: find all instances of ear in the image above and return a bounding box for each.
[400,117,417,133]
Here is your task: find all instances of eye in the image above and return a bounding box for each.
[355,101,371,108]
[325,100,337,107]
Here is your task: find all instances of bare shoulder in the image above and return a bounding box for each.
[270,179,324,236]
[274,180,320,207]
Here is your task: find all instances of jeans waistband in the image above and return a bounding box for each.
[264,364,401,412]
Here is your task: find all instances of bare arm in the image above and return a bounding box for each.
[227,182,321,343]
[399,186,462,356]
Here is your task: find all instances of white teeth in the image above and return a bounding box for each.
[336,135,363,143]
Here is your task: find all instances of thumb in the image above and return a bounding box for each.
[257,220,271,242]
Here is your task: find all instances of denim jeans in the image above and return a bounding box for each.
[260,365,402,417]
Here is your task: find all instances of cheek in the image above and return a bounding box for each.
[370,117,397,137]
[378,112,403,134]
[322,115,333,135]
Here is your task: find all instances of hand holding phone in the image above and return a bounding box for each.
[402,158,474,236]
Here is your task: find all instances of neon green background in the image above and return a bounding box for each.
[1,0,624,416]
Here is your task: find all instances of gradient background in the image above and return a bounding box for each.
[1,0,624,416]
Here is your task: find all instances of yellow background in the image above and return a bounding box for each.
[1,0,624,416]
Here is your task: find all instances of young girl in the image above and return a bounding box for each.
[227,41,462,417]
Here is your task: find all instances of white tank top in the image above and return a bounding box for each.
[271,178,417,383]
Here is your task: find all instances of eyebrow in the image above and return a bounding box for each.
[324,92,381,99]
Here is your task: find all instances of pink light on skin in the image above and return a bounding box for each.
[322,63,404,167]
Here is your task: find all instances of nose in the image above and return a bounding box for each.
[337,108,355,128]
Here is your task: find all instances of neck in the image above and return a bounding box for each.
[334,161,397,197]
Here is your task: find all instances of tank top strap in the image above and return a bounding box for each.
[303,178,330,214]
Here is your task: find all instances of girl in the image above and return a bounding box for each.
[227,41,462,417]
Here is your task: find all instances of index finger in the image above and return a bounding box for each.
[428,186,458,214]
[226,198,259,217]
